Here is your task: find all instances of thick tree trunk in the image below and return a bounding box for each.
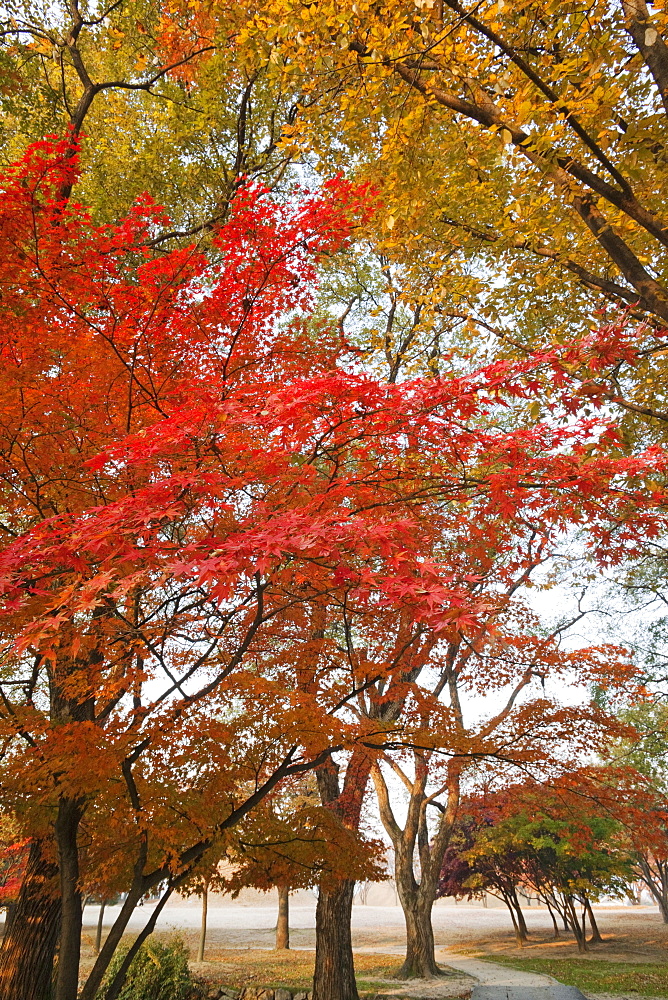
[0,839,61,1000]
[197,881,208,962]
[396,892,441,979]
[312,879,358,1000]
[276,886,290,950]
[54,797,85,1000]
[312,751,373,1000]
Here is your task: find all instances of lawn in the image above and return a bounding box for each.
[193,948,467,997]
[195,949,403,993]
[489,956,668,996]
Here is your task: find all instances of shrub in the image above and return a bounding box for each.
[97,938,195,1000]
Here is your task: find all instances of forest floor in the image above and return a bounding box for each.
[77,901,668,998]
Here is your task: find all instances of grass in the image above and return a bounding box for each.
[488,956,668,996]
[194,949,403,994]
[192,948,469,998]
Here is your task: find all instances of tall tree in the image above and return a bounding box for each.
[370,533,641,975]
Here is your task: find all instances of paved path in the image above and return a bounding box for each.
[436,954,557,988]
[470,990,587,1000]
[436,952,589,1000]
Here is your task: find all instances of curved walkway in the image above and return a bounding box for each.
[436,951,587,1000]
[436,952,557,988]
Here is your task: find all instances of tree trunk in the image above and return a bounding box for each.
[312,879,358,1000]
[501,894,524,947]
[584,897,603,944]
[312,750,373,1000]
[102,885,175,1000]
[564,896,588,953]
[54,797,85,1000]
[512,889,529,943]
[637,856,668,923]
[545,899,560,938]
[659,896,668,924]
[396,892,441,979]
[79,882,145,1000]
[95,900,106,955]
[0,839,61,1000]
[197,881,208,962]
[276,886,290,950]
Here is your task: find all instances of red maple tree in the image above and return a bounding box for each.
[0,139,667,1000]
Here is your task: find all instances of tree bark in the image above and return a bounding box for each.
[313,879,358,1000]
[371,756,460,980]
[584,897,603,944]
[54,797,85,1000]
[312,752,373,1000]
[545,899,560,938]
[0,839,61,1000]
[197,881,208,962]
[564,896,588,953]
[396,890,440,979]
[276,885,290,950]
[95,899,107,955]
[512,888,529,944]
[500,894,524,947]
[637,856,668,923]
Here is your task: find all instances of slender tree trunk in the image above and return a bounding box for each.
[312,879,358,1000]
[0,839,61,1000]
[501,894,523,946]
[197,881,209,962]
[637,857,668,923]
[79,882,145,1000]
[95,899,107,955]
[584,897,602,944]
[545,899,560,938]
[102,885,175,1000]
[511,888,529,943]
[564,896,588,953]
[276,886,290,950]
[54,797,85,1000]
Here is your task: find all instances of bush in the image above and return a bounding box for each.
[97,938,195,1000]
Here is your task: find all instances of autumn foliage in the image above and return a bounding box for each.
[0,135,667,999]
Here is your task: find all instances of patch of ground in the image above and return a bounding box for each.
[79,940,473,1000]
[443,908,668,965]
[78,901,668,997]
[487,957,668,997]
[586,994,661,1000]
